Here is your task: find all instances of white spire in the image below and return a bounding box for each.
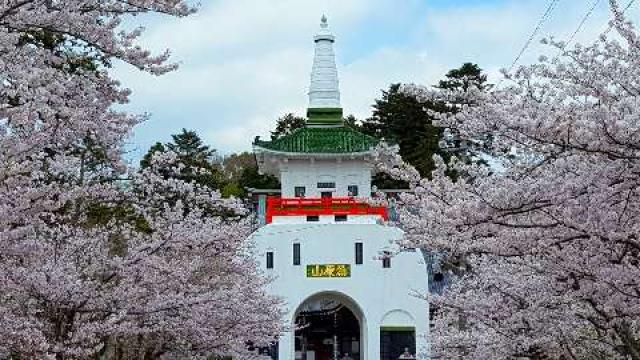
[309,15,341,109]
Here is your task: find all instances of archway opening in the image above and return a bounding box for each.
[294,294,363,360]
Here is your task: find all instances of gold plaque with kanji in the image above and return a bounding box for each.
[306,264,351,278]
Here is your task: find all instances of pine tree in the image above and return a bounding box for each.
[362,83,446,178]
[222,152,280,196]
[140,142,166,169]
[141,129,225,190]
[270,113,307,140]
[436,63,492,162]
[270,113,362,140]
[436,62,489,93]
[363,64,490,180]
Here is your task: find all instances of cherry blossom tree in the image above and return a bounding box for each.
[377,1,640,358]
[0,1,282,359]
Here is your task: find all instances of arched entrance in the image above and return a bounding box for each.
[293,292,365,360]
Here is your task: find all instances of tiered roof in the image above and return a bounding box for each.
[254,127,378,154]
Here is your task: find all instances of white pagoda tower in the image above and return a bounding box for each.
[251,16,429,360]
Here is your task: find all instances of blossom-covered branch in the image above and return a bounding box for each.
[0,1,283,358]
[378,1,640,358]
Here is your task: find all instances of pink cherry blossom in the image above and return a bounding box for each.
[0,2,283,358]
[377,1,640,358]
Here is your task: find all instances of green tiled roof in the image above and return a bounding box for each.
[254,127,379,154]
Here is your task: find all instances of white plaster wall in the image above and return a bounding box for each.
[272,215,379,225]
[251,223,429,360]
[279,158,373,198]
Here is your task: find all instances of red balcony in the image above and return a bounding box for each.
[266,196,388,224]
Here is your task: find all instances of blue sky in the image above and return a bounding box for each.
[114,0,638,163]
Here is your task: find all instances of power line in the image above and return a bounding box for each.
[563,0,601,50]
[561,0,636,54]
[507,0,561,74]
[619,0,636,25]
[603,0,637,35]
[498,0,635,87]
[623,0,637,12]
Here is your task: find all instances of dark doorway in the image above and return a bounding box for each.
[380,328,415,360]
[295,301,361,360]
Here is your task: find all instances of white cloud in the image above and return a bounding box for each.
[341,47,447,118]
[116,0,636,158]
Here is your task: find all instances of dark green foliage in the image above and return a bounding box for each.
[271,113,306,140]
[85,202,152,257]
[167,129,217,162]
[371,173,409,190]
[223,152,280,196]
[362,63,490,184]
[361,83,446,179]
[138,129,248,218]
[270,113,362,141]
[141,64,490,198]
[141,129,225,190]
[18,29,110,73]
[437,63,492,169]
[142,131,281,199]
[86,203,151,235]
[436,62,489,92]
[140,142,166,169]
[221,183,245,198]
[343,114,362,131]
[237,166,280,190]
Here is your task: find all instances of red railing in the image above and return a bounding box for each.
[266,196,388,224]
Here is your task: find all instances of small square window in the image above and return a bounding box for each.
[307,215,319,222]
[293,243,301,266]
[266,252,274,269]
[355,242,363,265]
[335,214,348,222]
[347,185,359,197]
[294,186,306,198]
[382,251,391,268]
[321,191,333,199]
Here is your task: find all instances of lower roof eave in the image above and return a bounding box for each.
[253,145,374,158]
